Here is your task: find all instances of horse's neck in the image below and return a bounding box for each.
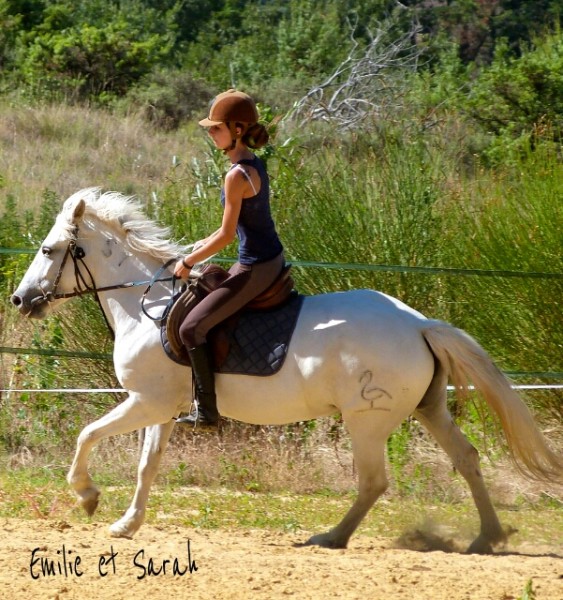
[95,250,170,341]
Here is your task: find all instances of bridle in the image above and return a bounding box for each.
[32,227,177,336]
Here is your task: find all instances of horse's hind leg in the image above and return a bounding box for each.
[109,420,175,538]
[305,415,389,549]
[414,364,507,553]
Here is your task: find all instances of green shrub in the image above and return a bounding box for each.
[120,70,214,130]
[15,0,180,102]
[464,30,563,165]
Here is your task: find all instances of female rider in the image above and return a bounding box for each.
[174,89,284,427]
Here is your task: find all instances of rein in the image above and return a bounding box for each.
[37,231,178,338]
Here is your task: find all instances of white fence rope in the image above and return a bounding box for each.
[1,384,562,394]
[1,388,127,393]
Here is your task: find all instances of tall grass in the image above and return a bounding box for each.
[269,135,459,304]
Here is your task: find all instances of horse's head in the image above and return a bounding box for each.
[11,192,90,318]
[11,187,185,319]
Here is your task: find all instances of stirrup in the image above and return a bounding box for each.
[176,401,218,429]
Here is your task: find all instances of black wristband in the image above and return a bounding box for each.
[182,258,193,269]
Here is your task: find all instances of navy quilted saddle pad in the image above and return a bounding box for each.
[161,292,304,376]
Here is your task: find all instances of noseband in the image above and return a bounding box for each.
[49,234,94,302]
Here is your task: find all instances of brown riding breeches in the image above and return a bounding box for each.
[179,252,285,348]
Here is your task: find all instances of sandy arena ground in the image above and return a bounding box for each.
[0,517,561,600]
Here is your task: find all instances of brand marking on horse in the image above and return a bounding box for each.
[102,239,113,258]
[359,370,392,411]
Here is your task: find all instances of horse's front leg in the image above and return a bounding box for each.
[109,420,175,538]
[67,392,177,517]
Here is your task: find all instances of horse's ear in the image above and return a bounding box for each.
[72,198,86,222]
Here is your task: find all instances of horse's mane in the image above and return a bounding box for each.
[61,187,190,262]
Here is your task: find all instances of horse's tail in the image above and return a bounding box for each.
[421,320,562,484]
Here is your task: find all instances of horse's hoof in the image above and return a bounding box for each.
[109,524,134,539]
[109,519,137,539]
[78,488,100,516]
[466,536,493,554]
[109,511,143,539]
[301,533,347,549]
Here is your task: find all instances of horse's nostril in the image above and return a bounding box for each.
[11,294,22,307]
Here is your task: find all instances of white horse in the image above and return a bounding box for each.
[11,188,562,552]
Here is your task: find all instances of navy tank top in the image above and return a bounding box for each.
[221,156,283,265]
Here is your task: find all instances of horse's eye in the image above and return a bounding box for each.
[42,246,52,257]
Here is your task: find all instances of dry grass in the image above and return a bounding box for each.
[7,415,557,506]
[163,419,563,508]
[0,102,201,210]
[161,422,355,494]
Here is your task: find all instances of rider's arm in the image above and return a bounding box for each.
[174,168,248,276]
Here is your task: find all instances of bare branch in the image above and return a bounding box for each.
[287,18,424,131]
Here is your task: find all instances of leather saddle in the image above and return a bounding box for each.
[162,263,297,370]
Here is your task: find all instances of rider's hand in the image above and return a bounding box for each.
[174,258,192,279]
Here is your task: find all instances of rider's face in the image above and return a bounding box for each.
[207,123,232,150]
